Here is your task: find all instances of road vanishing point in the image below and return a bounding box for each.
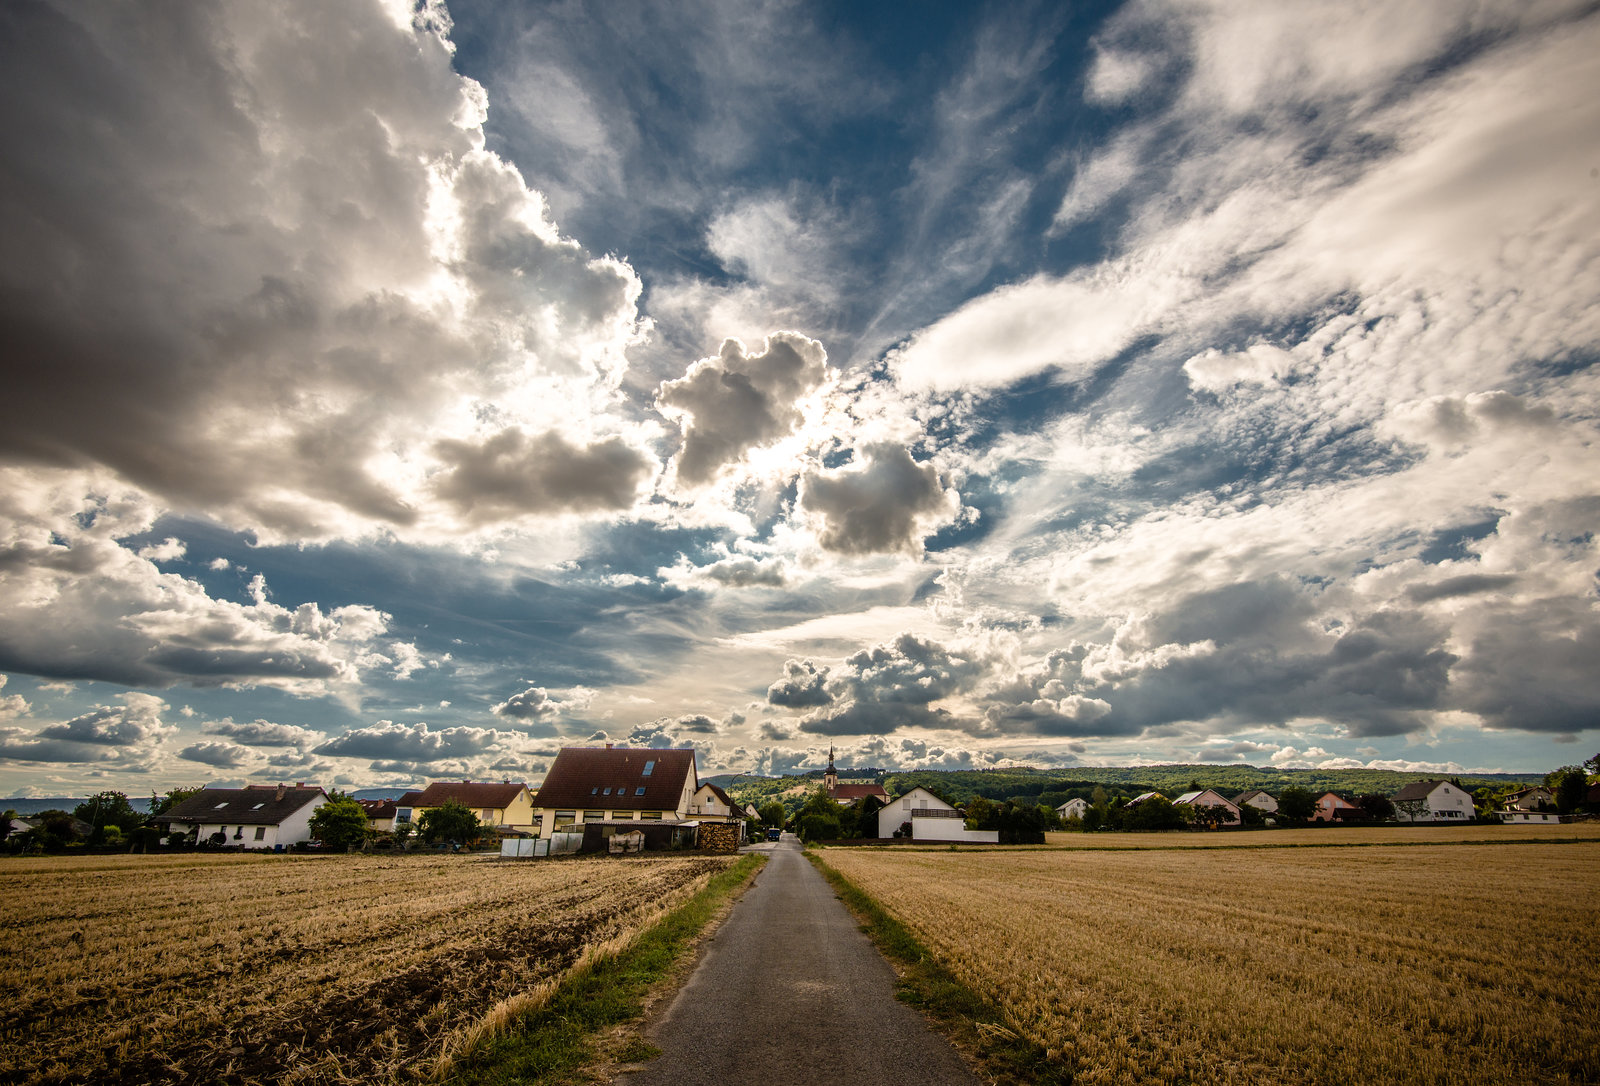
[615,834,979,1085]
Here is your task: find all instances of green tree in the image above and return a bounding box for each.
[1276,787,1316,822]
[759,801,786,827]
[1121,796,1184,832]
[150,787,201,817]
[1545,766,1588,815]
[74,791,144,845]
[794,788,844,843]
[417,799,481,848]
[309,793,370,851]
[1584,752,1599,777]
[1356,793,1395,821]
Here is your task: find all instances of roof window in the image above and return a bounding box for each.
[213,802,229,809]
[635,787,646,796]
[252,803,266,810]
[591,787,598,795]
[642,760,655,776]
[603,787,612,795]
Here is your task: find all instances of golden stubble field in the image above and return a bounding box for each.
[0,851,735,1086]
[821,830,1600,1085]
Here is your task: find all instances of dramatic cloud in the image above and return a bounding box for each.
[0,693,174,766]
[178,741,256,768]
[794,633,990,736]
[431,429,653,523]
[203,719,324,749]
[767,660,833,708]
[0,1,647,542]
[656,333,830,487]
[0,472,419,693]
[800,444,959,556]
[313,720,516,766]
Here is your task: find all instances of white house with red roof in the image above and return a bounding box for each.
[529,745,699,839]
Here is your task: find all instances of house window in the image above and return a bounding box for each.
[591,787,598,795]
[555,810,576,825]
[396,810,411,824]
[584,810,605,819]
[642,760,654,776]
[635,787,645,796]
[603,787,612,795]
[641,811,661,820]
[254,827,266,841]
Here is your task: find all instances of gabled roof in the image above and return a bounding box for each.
[1316,792,1358,806]
[1174,789,1239,808]
[397,790,426,807]
[1392,780,1452,802]
[1233,789,1270,803]
[162,785,324,825]
[411,781,530,810]
[697,782,739,810]
[896,786,956,809]
[533,747,698,811]
[358,799,398,819]
[1128,791,1165,805]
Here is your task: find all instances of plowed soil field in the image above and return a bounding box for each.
[0,851,733,1086]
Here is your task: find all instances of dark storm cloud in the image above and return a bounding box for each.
[656,333,829,486]
[203,719,322,748]
[792,633,988,736]
[800,444,956,555]
[313,720,511,762]
[178,741,255,768]
[767,660,833,708]
[1405,574,1518,603]
[431,428,653,523]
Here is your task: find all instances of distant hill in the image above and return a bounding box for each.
[726,763,1545,810]
[350,787,410,801]
[2,797,154,815]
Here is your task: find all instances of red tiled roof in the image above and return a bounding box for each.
[533,747,698,812]
[412,781,529,809]
[162,785,324,825]
[702,783,739,810]
[358,799,398,819]
[830,782,889,801]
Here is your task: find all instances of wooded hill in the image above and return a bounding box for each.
[723,763,1544,811]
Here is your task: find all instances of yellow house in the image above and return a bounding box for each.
[395,781,536,833]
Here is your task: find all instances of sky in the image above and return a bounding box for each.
[1,0,1598,797]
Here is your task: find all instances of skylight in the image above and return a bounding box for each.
[213,802,229,809]
[642,760,654,776]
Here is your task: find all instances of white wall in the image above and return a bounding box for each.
[876,787,957,838]
[1396,782,1476,822]
[187,799,322,850]
[911,819,999,844]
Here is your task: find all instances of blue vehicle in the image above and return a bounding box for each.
[766,828,781,841]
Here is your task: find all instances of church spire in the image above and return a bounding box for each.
[823,745,838,794]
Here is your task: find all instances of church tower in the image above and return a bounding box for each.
[823,744,838,795]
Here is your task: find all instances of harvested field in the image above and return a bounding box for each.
[820,838,1600,1085]
[1038,822,1600,849]
[0,852,735,1086]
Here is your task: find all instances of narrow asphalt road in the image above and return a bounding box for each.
[614,835,979,1085]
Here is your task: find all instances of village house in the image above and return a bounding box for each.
[1056,797,1090,821]
[1311,793,1363,822]
[821,747,890,806]
[395,780,536,835]
[1391,780,1475,822]
[1174,789,1242,826]
[357,798,399,833]
[529,745,700,842]
[876,786,961,838]
[1501,786,1554,812]
[160,784,325,849]
[687,782,749,848]
[1233,789,1278,815]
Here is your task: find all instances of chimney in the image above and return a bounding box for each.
[295,781,305,788]
[275,784,286,802]
[605,742,614,749]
